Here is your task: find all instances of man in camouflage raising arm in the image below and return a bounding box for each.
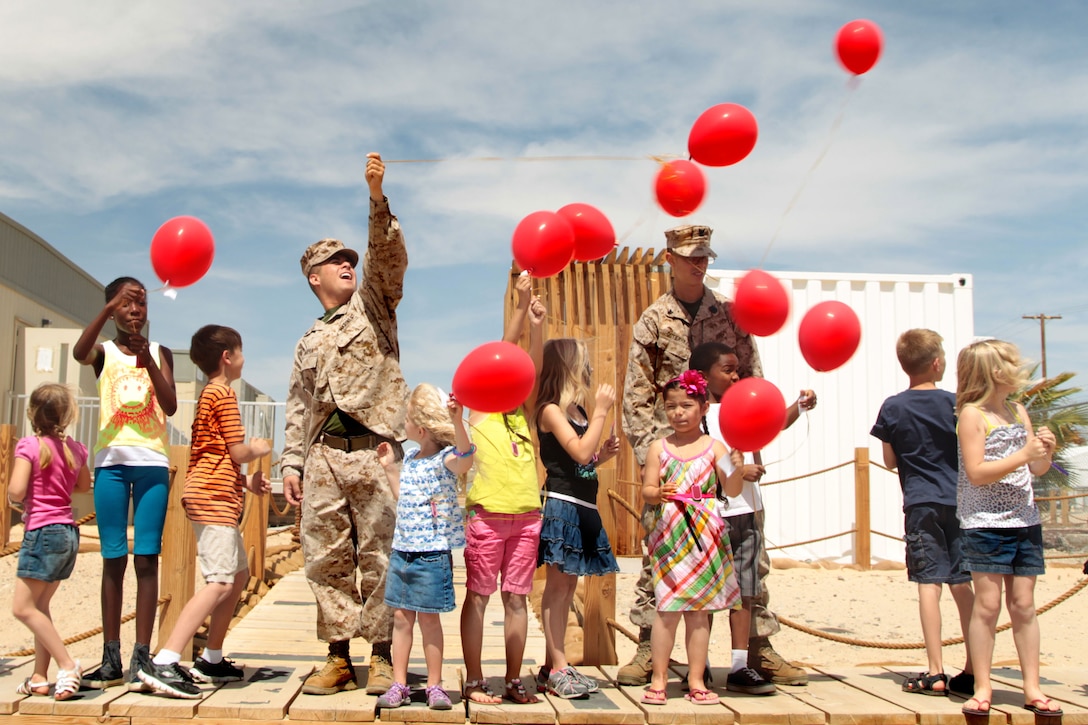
[282,152,408,696]
[620,224,807,688]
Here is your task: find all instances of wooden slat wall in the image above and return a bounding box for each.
[502,248,669,665]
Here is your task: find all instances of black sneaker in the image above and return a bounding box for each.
[137,661,202,699]
[190,657,244,683]
[726,667,777,696]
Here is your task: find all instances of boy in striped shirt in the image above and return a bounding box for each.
[138,325,272,699]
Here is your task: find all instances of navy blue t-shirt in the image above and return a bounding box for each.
[871,389,958,511]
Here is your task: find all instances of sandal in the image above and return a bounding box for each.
[463,678,501,705]
[16,677,51,696]
[504,678,540,704]
[962,697,991,716]
[685,688,720,705]
[54,661,81,701]
[902,671,948,696]
[641,688,667,705]
[1024,698,1063,717]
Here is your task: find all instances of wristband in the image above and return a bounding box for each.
[451,444,477,458]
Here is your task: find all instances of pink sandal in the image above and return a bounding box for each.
[641,688,667,705]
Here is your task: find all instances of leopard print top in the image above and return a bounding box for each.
[956,404,1040,529]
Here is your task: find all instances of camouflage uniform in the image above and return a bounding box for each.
[282,196,409,644]
[622,284,766,631]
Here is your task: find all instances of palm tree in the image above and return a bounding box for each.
[1015,368,1088,491]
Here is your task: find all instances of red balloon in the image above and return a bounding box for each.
[718,378,787,452]
[835,19,883,75]
[798,301,862,372]
[150,216,214,287]
[452,341,537,414]
[688,103,758,167]
[511,211,575,278]
[654,160,707,217]
[557,203,616,261]
[732,269,790,337]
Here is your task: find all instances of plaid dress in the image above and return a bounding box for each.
[647,439,739,612]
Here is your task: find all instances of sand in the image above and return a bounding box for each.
[2,523,1086,676]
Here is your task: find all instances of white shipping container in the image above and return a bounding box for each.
[704,269,974,563]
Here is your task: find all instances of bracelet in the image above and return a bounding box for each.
[451,444,476,458]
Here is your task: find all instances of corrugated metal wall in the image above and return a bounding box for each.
[704,270,974,562]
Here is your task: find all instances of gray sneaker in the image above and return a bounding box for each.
[567,667,600,694]
[547,667,589,699]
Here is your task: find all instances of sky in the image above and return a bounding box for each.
[3,1,1088,407]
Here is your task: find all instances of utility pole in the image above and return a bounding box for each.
[1022,313,1062,380]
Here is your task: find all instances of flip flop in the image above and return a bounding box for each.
[641,688,667,705]
[1023,698,1063,717]
[962,697,990,716]
[685,688,720,705]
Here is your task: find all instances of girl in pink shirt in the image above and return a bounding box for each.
[9,383,91,700]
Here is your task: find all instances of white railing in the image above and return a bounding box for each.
[3,393,285,481]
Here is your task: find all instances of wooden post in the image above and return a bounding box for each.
[854,447,871,570]
[158,445,196,657]
[0,424,15,547]
[240,439,272,580]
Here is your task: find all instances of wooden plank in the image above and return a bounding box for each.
[287,663,377,722]
[0,423,15,546]
[788,670,916,725]
[829,666,970,725]
[990,666,1088,724]
[543,666,644,724]
[159,448,196,657]
[26,685,129,718]
[0,659,35,715]
[464,672,556,725]
[105,678,222,718]
[603,665,733,725]
[7,717,128,725]
[195,661,308,720]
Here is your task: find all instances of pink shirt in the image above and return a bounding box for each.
[15,436,88,531]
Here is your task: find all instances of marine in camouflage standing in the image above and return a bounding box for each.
[282,152,408,696]
[620,225,808,687]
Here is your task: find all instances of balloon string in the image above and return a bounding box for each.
[384,154,682,164]
[758,77,859,268]
[756,398,811,468]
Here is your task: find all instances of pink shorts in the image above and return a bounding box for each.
[464,507,542,596]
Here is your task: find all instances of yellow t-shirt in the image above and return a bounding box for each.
[467,410,541,514]
[94,340,168,464]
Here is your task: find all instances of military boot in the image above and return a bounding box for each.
[749,638,808,686]
[302,654,357,695]
[616,630,653,686]
[366,642,394,695]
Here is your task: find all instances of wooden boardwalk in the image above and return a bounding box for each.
[3,563,1088,724]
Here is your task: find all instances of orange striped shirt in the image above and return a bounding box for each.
[183,383,246,525]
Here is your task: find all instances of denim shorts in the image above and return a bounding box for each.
[384,549,455,613]
[962,525,1045,576]
[17,524,79,582]
[904,503,971,585]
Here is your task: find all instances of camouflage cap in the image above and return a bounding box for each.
[300,238,360,277]
[664,224,716,259]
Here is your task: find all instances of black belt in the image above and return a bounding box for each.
[318,431,394,453]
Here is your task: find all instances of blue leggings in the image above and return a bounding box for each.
[93,465,169,559]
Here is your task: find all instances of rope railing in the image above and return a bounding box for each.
[767,530,854,551]
[2,594,171,658]
[778,576,1088,650]
[759,460,853,487]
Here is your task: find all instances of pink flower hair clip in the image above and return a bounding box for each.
[671,369,708,398]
